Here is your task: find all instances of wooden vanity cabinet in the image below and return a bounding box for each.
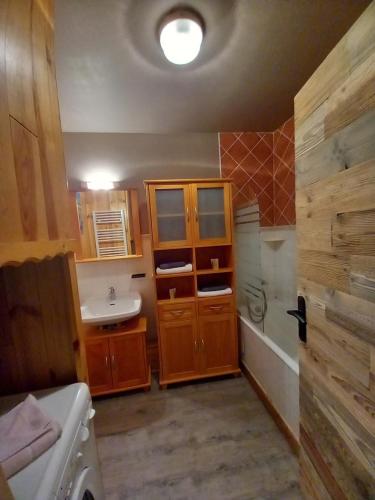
[85,337,112,394]
[146,179,240,389]
[85,317,151,396]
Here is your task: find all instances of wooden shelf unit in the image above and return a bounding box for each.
[145,179,240,388]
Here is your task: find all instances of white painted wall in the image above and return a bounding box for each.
[76,234,157,340]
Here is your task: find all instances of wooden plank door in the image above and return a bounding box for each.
[85,338,112,395]
[295,3,375,498]
[190,183,232,246]
[148,184,192,249]
[109,333,148,389]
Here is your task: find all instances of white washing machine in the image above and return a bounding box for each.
[0,383,105,500]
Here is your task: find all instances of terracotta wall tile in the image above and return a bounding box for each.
[273,116,295,225]
[219,131,274,226]
[219,115,295,227]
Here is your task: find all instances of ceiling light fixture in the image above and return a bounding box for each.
[86,174,115,190]
[159,7,204,65]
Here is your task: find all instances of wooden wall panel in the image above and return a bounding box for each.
[0,256,77,395]
[5,0,37,135]
[0,0,23,244]
[10,117,48,241]
[0,0,78,265]
[32,0,72,242]
[295,2,375,497]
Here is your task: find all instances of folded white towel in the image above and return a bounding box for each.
[0,394,61,478]
[197,287,232,297]
[156,264,192,275]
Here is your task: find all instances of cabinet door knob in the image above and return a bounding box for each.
[194,340,198,352]
[201,338,205,349]
[194,207,198,222]
[105,355,109,367]
[186,207,190,222]
[111,354,116,367]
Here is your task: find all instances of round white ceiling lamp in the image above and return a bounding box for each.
[158,7,205,65]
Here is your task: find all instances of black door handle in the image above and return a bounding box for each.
[287,295,307,343]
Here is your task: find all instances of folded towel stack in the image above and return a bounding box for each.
[159,261,186,270]
[0,394,61,478]
[197,287,232,297]
[156,263,192,275]
[201,285,228,292]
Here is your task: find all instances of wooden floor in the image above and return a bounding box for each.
[93,376,301,500]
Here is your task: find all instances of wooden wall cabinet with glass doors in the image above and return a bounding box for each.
[148,181,232,248]
[146,179,240,388]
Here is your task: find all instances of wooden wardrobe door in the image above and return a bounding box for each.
[85,338,112,395]
[159,319,199,381]
[295,3,375,497]
[148,184,192,249]
[190,183,232,246]
[199,313,237,375]
[109,333,148,389]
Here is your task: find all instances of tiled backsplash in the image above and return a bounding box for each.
[219,116,295,226]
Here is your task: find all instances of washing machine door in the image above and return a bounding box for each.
[70,466,102,500]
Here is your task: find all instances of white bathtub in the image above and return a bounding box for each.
[239,314,300,440]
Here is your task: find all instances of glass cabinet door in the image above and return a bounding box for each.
[149,185,192,248]
[191,183,232,245]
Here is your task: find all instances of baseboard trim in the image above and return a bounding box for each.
[240,361,300,456]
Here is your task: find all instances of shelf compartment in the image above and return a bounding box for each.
[156,271,194,279]
[196,267,233,275]
[197,272,233,295]
[154,247,193,270]
[156,275,195,301]
[157,296,195,305]
[195,245,232,270]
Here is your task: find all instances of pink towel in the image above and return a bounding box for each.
[0,394,61,478]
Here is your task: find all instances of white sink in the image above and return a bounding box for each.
[80,292,142,326]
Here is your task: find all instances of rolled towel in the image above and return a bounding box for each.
[0,394,61,478]
[197,287,232,297]
[201,285,228,292]
[156,264,192,275]
[159,261,186,270]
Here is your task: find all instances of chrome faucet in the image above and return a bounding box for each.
[108,286,116,301]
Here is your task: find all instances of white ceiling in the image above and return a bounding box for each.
[55,0,370,133]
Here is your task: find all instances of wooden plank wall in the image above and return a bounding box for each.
[0,0,77,265]
[295,2,375,498]
[0,256,77,395]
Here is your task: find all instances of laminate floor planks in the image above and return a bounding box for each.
[94,376,301,500]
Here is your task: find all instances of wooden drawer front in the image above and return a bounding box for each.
[158,302,195,322]
[198,296,234,316]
